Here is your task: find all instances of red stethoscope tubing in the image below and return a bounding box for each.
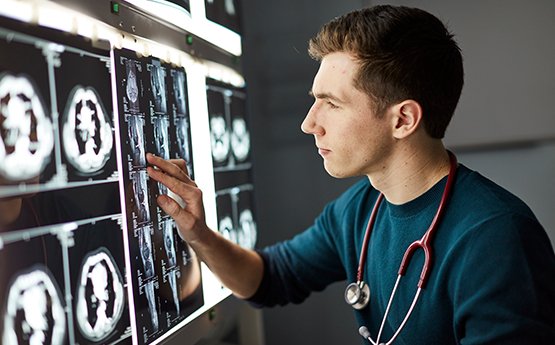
[356,151,458,288]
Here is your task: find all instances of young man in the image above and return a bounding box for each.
[147,5,555,344]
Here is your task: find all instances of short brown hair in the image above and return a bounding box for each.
[308,5,464,139]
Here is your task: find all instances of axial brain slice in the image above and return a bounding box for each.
[0,74,54,181]
[75,249,125,341]
[62,86,113,174]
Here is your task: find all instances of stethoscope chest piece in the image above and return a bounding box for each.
[345,281,370,310]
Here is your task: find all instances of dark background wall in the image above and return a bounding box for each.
[239,1,555,344]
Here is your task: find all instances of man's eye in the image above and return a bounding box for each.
[327,101,339,109]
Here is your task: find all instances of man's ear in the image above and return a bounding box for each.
[391,100,423,139]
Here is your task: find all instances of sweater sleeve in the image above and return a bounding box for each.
[247,201,347,307]
[452,214,555,344]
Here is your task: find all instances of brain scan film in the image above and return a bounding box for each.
[230,118,250,162]
[175,116,191,163]
[62,86,113,175]
[218,216,236,244]
[161,220,180,314]
[75,248,125,341]
[237,209,256,249]
[138,227,159,332]
[0,74,54,181]
[172,70,187,116]
[149,60,167,114]
[132,171,151,224]
[127,114,146,168]
[125,60,140,113]
[210,116,230,163]
[2,266,66,345]
[153,116,170,160]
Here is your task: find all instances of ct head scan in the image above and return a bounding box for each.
[75,248,125,342]
[230,118,250,162]
[0,73,54,181]
[2,266,66,345]
[62,86,113,174]
[210,116,230,163]
[218,216,236,244]
[238,209,257,249]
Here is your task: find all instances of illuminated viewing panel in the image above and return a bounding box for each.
[0,18,130,345]
[114,48,203,345]
[207,79,257,250]
[0,3,256,343]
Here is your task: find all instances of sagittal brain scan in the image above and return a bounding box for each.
[132,171,151,224]
[75,248,125,341]
[172,69,187,117]
[2,266,66,345]
[127,114,147,168]
[153,116,170,160]
[62,86,113,174]
[149,60,167,114]
[161,220,180,314]
[0,73,54,181]
[175,116,191,164]
[138,226,159,332]
[125,60,141,113]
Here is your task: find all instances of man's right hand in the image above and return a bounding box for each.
[145,153,264,299]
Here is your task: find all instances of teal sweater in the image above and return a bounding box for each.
[249,165,555,344]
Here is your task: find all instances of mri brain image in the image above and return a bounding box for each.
[237,209,257,249]
[175,116,190,162]
[139,227,159,332]
[75,248,125,342]
[172,69,187,116]
[62,86,113,174]
[153,116,170,160]
[125,60,140,113]
[2,266,66,345]
[149,61,167,114]
[162,220,180,314]
[132,171,151,224]
[210,116,230,164]
[218,216,236,244]
[0,73,54,181]
[230,118,250,162]
[127,114,146,168]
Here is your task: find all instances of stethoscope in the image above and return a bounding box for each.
[344,151,458,345]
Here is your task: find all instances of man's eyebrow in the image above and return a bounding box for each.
[308,90,345,103]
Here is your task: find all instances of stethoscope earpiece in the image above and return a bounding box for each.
[344,281,370,310]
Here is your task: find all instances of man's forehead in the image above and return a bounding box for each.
[312,53,360,102]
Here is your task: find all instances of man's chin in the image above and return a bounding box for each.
[323,164,355,179]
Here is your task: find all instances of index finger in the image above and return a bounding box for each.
[146,153,191,182]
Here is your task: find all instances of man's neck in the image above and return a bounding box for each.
[368,143,451,205]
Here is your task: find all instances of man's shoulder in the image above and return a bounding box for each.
[450,164,540,231]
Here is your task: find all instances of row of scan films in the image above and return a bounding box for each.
[0,14,255,345]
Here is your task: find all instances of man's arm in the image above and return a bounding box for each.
[146,153,263,299]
